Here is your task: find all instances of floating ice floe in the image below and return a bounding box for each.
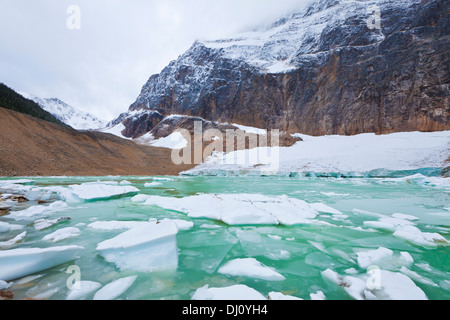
[64,183,139,201]
[34,217,71,231]
[134,193,329,226]
[88,220,145,231]
[192,284,267,300]
[160,218,194,231]
[0,280,11,290]
[356,247,414,270]
[399,267,439,287]
[363,216,416,232]
[0,245,83,281]
[88,218,192,232]
[96,220,179,272]
[42,227,81,243]
[93,276,137,300]
[144,182,163,187]
[218,258,285,281]
[0,221,11,233]
[8,201,69,221]
[0,231,26,249]
[393,225,448,247]
[310,291,326,300]
[321,268,427,300]
[268,292,303,300]
[66,281,102,300]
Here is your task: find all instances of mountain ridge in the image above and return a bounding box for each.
[19,92,107,130]
[111,0,449,139]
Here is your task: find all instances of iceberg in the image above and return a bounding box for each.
[42,227,81,243]
[0,231,26,250]
[356,247,414,270]
[66,281,102,300]
[140,193,322,226]
[88,221,146,231]
[310,291,326,300]
[0,245,83,281]
[218,258,285,281]
[8,201,68,221]
[34,217,71,231]
[0,221,11,233]
[96,221,179,272]
[321,268,428,300]
[144,182,163,187]
[192,284,267,300]
[93,276,137,300]
[65,183,139,201]
[268,292,303,300]
[393,225,448,247]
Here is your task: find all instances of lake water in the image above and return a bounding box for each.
[0,172,449,300]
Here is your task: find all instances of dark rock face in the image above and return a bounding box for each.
[121,111,165,139]
[119,0,449,138]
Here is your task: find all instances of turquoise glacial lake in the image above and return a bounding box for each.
[0,173,449,300]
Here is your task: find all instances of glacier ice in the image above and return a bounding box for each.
[138,193,325,226]
[268,292,303,300]
[356,247,414,270]
[0,245,83,281]
[96,221,179,272]
[192,284,266,300]
[93,275,137,300]
[218,258,285,281]
[42,227,81,243]
[0,231,27,249]
[66,281,102,300]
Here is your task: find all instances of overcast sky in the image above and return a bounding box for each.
[0,0,311,121]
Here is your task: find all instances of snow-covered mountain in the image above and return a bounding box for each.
[20,93,107,130]
[110,0,449,139]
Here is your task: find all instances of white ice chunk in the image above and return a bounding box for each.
[0,231,26,249]
[372,270,428,300]
[393,225,448,247]
[0,245,83,281]
[399,267,438,287]
[310,203,342,215]
[144,182,163,187]
[66,183,139,201]
[66,281,102,300]
[310,291,326,300]
[42,227,81,243]
[34,217,71,231]
[141,193,321,226]
[391,213,420,221]
[8,201,68,221]
[130,194,151,202]
[364,217,415,232]
[93,276,137,300]
[356,247,414,270]
[88,221,145,231]
[322,268,428,300]
[0,221,11,233]
[218,258,285,281]
[0,280,11,290]
[321,269,341,285]
[268,292,303,300]
[96,221,179,272]
[341,276,367,300]
[192,284,267,300]
[160,218,194,231]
